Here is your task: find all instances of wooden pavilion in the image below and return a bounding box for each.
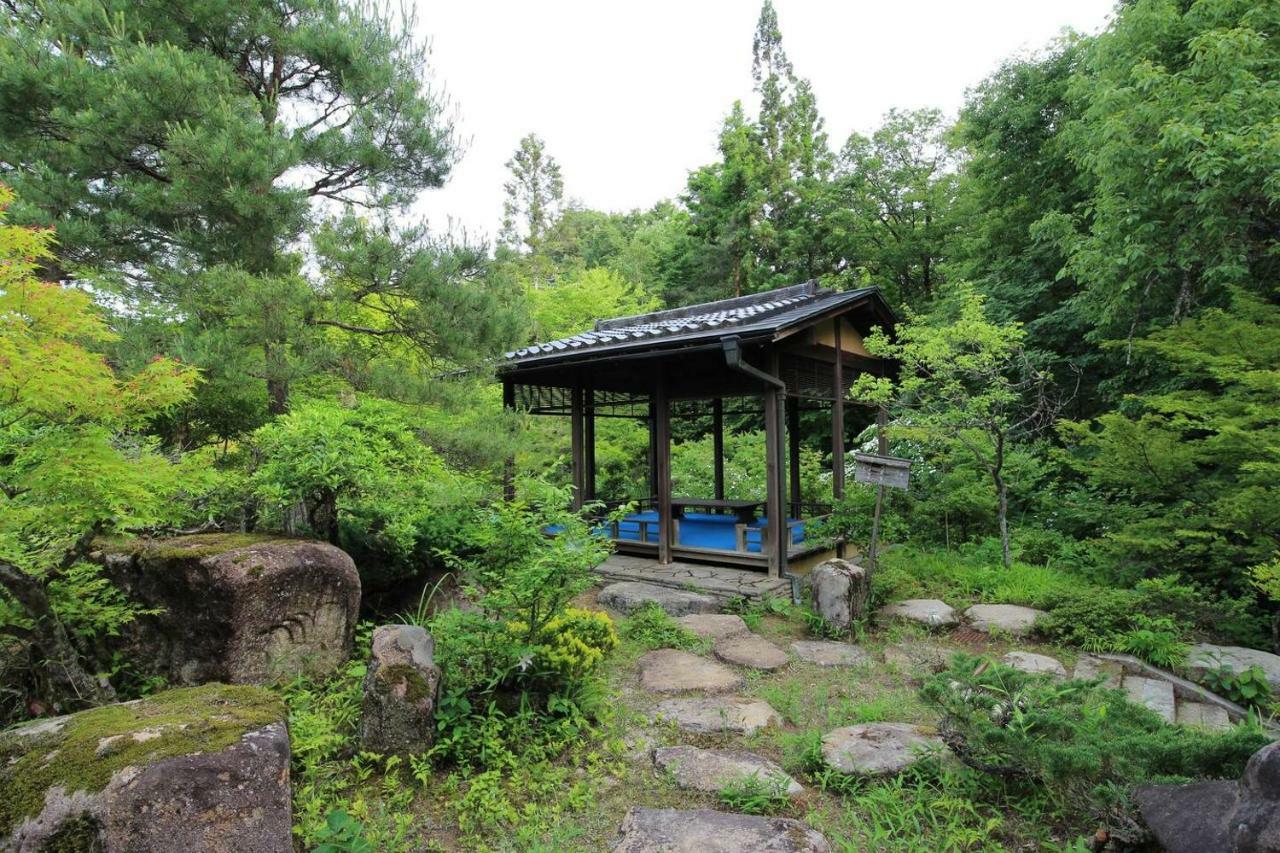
[498,281,896,583]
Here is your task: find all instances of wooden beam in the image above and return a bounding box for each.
[502,379,516,502]
[584,384,596,502]
[570,383,584,510]
[654,374,673,564]
[764,353,788,578]
[712,398,725,501]
[788,402,801,516]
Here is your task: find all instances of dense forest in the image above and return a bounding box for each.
[2,0,1279,849]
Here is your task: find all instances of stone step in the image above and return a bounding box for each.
[1175,700,1232,731]
[1122,675,1177,723]
[653,746,803,795]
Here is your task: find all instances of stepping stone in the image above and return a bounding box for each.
[676,613,749,640]
[612,808,830,852]
[653,745,802,795]
[652,696,781,735]
[714,634,790,671]
[1187,643,1280,692]
[791,640,870,667]
[877,598,959,628]
[883,641,952,674]
[599,582,718,616]
[1176,700,1232,731]
[1072,654,1123,689]
[964,604,1046,637]
[1123,675,1176,723]
[821,722,943,777]
[1002,651,1068,679]
[638,649,744,694]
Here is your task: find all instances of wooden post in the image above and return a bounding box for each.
[654,373,673,564]
[764,353,788,578]
[570,384,584,511]
[788,401,801,517]
[832,321,846,556]
[647,398,658,506]
[712,398,725,501]
[867,406,889,570]
[584,383,596,502]
[502,379,516,502]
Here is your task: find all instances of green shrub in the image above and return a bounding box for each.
[1198,664,1274,712]
[1104,615,1188,668]
[920,654,1271,837]
[1037,587,1141,649]
[619,602,700,651]
[510,607,619,679]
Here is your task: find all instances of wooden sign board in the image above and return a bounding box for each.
[854,453,910,490]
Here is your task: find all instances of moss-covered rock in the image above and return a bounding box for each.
[0,683,290,852]
[360,625,440,755]
[94,533,361,685]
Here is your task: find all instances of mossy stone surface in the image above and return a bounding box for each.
[0,683,283,836]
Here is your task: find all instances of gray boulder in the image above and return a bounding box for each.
[360,624,441,755]
[1188,644,1280,692]
[0,683,290,852]
[96,534,360,685]
[877,598,959,629]
[1002,651,1068,679]
[599,582,718,616]
[612,808,829,852]
[809,559,870,632]
[964,604,1046,637]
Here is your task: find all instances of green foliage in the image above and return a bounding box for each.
[618,602,701,651]
[509,607,619,681]
[718,772,792,816]
[1199,665,1273,712]
[249,397,485,589]
[525,267,658,340]
[1104,616,1189,669]
[921,654,1271,830]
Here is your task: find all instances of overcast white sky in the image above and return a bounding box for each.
[410,0,1115,240]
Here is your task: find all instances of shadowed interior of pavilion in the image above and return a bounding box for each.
[499,281,896,595]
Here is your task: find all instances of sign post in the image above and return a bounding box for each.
[855,408,910,570]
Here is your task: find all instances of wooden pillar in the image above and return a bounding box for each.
[654,373,673,564]
[584,384,596,502]
[764,353,788,578]
[832,321,846,557]
[788,401,801,517]
[570,384,584,511]
[712,398,725,501]
[502,379,516,502]
[832,321,846,500]
[647,398,658,504]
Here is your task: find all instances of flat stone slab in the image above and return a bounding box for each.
[791,640,871,667]
[1072,654,1124,689]
[1187,643,1280,692]
[964,604,1046,637]
[599,581,719,616]
[1002,651,1068,679]
[877,598,959,628]
[653,746,802,795]
[1123,675,1176,723]
[714,634,790,671]
[652,696,781,735]
[612,808,829,852]
[638,649,744,694]
[821,722,942,777]
[1176,700,1232,731]
[675,613,750,640]
[883,642,952,674]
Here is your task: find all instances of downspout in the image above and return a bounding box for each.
[722,337,804,605]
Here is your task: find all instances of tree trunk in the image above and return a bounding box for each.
[0,561,116,710]
[992,433,1011,568]
[264,342,289,416]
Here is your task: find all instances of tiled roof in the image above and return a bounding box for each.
[504,281,878,364]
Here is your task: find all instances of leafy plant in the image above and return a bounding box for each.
[1106,615,1189,669]
[719,772,792,815]
[619,602,700,651]
[311,809,377,853]
[1198,665,1274,712]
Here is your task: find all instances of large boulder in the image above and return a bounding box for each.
[0,683,290,852]
[612,808,829,852]
[1135,739,1280,852]
[96,534,361,685]
[360,625,441,755]
[808,559,870,632]
[1188,644,1280,692]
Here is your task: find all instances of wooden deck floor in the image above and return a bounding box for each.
[593,553,793,602]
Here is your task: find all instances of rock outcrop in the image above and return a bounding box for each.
[809,559,870,632]
[96,534,361,685]
[360,625,441,755]
[1187,643,1280,692]
[0,683,290,853]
